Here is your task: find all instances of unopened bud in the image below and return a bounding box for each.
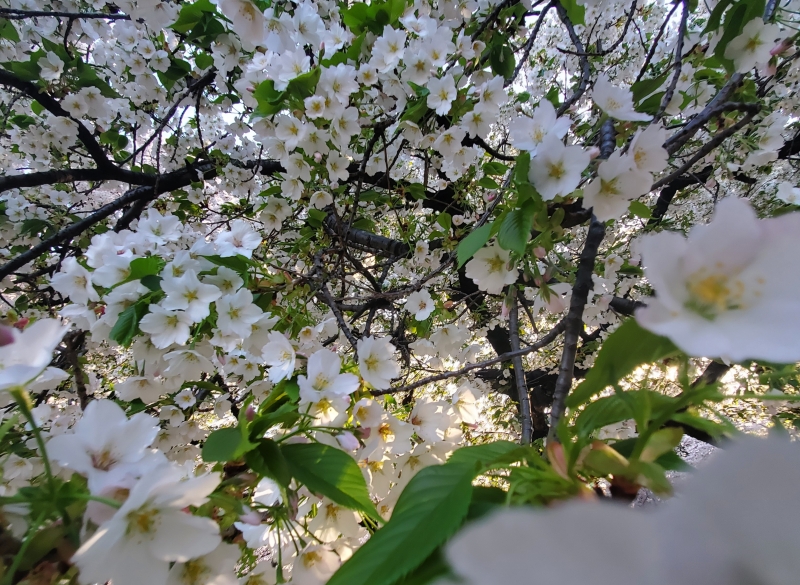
[443,300,455,310]
[0,325,14,346]
[336,431,360,451]
[771,38,792,56]
[13,317,29,330]
[587,146,601,160]
[533,277,543,287]
[246,404,256,422]
[314,152,323,163]
[533,246,547,259]
[238,507,262,526]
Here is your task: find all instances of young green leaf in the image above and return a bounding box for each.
[497,203,535,256]
[456,223,493,268]
[281,443,379,521]
[327,442,522,585]
[567,319,679,408]
[202,427,249,462]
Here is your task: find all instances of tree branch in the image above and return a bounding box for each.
[547,218,605,442]
[509,288,533,444]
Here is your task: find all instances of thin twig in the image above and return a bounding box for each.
[372,319,566,396]
[653,0,688,122]
[509,288,532,444]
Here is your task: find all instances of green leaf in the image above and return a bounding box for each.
[583,443,629,475]
[140,275,162,291]
[456,223,493,268]
[559,0,585,25]
[713,3,748,66]
[245,438,292,487]
[281,443,379,520]
[436,212,452,233]
[574,395,634,439]
[327,463,473,585]
[482,162,509,176]
[514,153,530,184]
[567,319,679,408]
[497,202,535,255]
[628,200,652,219]
[0,414,18,445]
[74,59,119,98]
[640,427,683,462]
[0,20,20,43]
[400,97,430,123]
[203,254,252,277]
[490,43,515,81]
[631,70,671,103]
[195,51,214,70]
[202,427,252,462]
[703,0,733,33]
[328,442,521,585]
[476,176,500,189]
[170,0,216,32]
[286,67,321,100]
[109,302,147,347]
[129,256,165,280]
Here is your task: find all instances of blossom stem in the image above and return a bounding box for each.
[10,389,55,485]
[1,511,46,585]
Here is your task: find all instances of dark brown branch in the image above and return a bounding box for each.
[555,2,592,116]
[654,111,758,190]
[0,7,131,19]
[0,163,215,281]
[509,288,533,444]
[0,69,115,170]
[653,0,688,122]
[547,218,605,442]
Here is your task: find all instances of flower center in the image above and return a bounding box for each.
[378,423,394,441]
[547,161,566,180]
[684,270,761,320]
[126,507,159,535]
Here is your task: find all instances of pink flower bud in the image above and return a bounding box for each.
[500,300,511,320]
[533,246,547,259]
[486,191,497,201]
[13,318,29,330]
[771,38,792,56]
[336,431,360,451]
[330,181,339,189]
[238,507,263,526]
[314,152,323,163]
[0,325,14,346]
[533,277,542,287]
[587,146,601,160]
[246,404,256,422]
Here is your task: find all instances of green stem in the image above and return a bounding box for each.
[9,388,70,528]
[1,511,45,585]
[10,389,54,485]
